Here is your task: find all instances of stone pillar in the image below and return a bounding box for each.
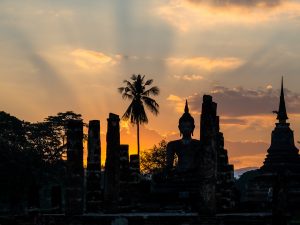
[65,120,84,215]
[86,120,102,213]
[119,145,130,205]
[199,95,217,215]
[129,154,140,182]
[104,113,120,212]
[120,145,129,182]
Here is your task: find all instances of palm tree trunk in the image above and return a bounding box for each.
[137,122,140,157]
[137,122,141,172]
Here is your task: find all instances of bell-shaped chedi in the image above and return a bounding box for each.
[262,78,300,173]
[244,78,300,213]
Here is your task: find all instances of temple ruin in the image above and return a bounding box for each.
[2,79,300,225]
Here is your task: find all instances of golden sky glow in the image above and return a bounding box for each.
[1,0,300,169]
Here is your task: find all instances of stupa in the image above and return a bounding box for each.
[244,78,300,213]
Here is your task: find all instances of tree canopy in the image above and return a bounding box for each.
[141,140,168,174]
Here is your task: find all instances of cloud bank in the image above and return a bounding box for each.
[188,85,300,117]
[158,0,300,31]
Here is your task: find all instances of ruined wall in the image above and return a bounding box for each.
[200,95,235,213]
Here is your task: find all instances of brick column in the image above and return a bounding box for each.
[65,120,84,215]
[86,120,102,213]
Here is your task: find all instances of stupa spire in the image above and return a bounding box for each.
[184,99,189,113]
[277,76,288,123]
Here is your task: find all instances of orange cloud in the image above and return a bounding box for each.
[174,74,204,81]
[220,115,274,127]
[166,57,244,72]
[70,48,117,70]
[167,94,190,114]
[220,114,275,143]
[39,46,121,78]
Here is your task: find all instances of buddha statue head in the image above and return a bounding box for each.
[178,100,195,139]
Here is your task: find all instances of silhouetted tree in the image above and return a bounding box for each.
[0,111,84,213]
[44,111,84,148]
[0,111,28,152]
[25,121,61,163]
[0,111,43,213]
[26,111,85,163]
[118,74,160,159]
[141,140,167,174]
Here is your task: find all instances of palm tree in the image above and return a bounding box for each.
[118,74,160,159]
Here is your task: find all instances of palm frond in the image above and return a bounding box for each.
[142,96,159,115]
[123,80,136,92]
[118,87,125,94]
[143,86,160,96]
[130,100,148,124]
[135,107,148,125]
[122,101,134,121]
[122,92,134,100]
[122,100,148,124]
[145,79,153,86]
[133,77,144,95]
[131,74,138,80]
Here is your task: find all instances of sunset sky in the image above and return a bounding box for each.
[1,0,300,169]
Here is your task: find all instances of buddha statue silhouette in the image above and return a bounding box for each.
[166,100,201,174]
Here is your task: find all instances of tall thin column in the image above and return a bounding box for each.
[86,120,102,213]
[65,120,84,215]
[104,113,120,212]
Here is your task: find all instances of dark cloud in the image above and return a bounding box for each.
[188,0,284,7]
[220,118,247,125]
[189,85,300,117]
